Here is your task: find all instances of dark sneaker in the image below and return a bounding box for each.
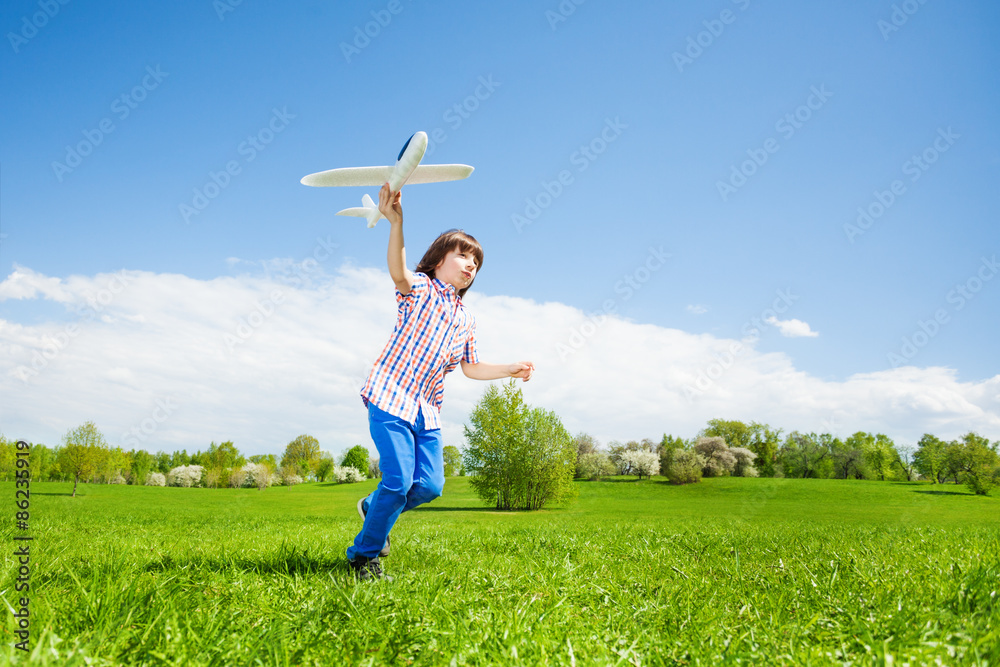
[357,497,391,557]
[349,555,388,582]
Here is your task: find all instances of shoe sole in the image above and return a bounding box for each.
[357,496,391,558]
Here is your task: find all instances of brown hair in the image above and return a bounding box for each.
[415,229,484,298]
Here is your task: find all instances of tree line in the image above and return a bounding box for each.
[572,418,1000,495]
[0,423,394,497]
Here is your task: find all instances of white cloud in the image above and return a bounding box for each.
[1,263,998,458]
[765,316,819,338]
[686,304,708,315]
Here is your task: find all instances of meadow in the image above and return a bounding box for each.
[1,476,997,666]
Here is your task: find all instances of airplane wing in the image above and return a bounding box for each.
[300,164,473,187]
[300,166,393,187]
[406,164,475,184]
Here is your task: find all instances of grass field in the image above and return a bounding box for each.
[1,476,998,665]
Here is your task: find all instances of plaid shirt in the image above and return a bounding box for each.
[361,272,479,429]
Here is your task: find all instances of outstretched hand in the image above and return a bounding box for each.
[378,183,403,224]
[508,361,535,382]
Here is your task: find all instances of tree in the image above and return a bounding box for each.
[894,445,918,481]
[747,422,782,477]
[577,451,616,480]
[341,445,370,477]
[779,432,830,479]
[666,449,706,485]
[831,436,865,479]
[243,462,273,489]
[59,422,107,497]
[863,433,897,481]
[952,432,999,495]
[167,465,203,487]
[914,434,948,483]
[154,451,171,473]
[702,419,752,449]
[130,449,154,485]
[730,447,759,477]
[207,441,245,470]
[462,380,576,510]
[169,449,191,469]
[0,436,15,482]
[941,441,965,484]
[249,453,277,468]
[694,437,735,477]
[96,446,131,484]
[658,434,685,476]
[609,440,645,476]
[443,445,463,476]
[703,419,781,477]
[315,452,335,482]
[281,435,320,478]
[573,433,599,478]
[622,450,659,480]
[28,443,56,482]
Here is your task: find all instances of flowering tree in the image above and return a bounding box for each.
[622,450,660,480]
[694,437,736,477]
[242,462,272,489]
[577,451,616,480]
[166,465,203,487]
[228,468,246,488]
[333,466,366,483]
[145,472,166,486]
[730,447,759,477]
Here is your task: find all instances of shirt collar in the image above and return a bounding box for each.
[430,276,459,299]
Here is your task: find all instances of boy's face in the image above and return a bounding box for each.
[435,247,478,292]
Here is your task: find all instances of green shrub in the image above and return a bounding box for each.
[463,380,576,510]
[667,449,706,485]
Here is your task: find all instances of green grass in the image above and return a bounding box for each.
[1,477,998,665]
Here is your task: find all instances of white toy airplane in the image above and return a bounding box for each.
[300,131,474,228]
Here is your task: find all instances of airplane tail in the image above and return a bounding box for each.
[335,193,384,228]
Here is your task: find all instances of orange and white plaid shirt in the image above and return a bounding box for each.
[361,272,479,429]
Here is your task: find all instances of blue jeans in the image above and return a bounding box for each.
[346,402,444,560]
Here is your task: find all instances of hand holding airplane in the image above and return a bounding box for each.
[300,131,473,228]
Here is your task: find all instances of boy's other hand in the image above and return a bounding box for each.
[378,182,403,224]
[509,361,535,382]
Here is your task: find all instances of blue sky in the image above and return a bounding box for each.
[2,0,999,454]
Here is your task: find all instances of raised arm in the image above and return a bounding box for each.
[380,183,416,295]
[461,360,535,382]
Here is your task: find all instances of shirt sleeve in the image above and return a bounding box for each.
[395,272,429,319]
[463,318,480,364]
